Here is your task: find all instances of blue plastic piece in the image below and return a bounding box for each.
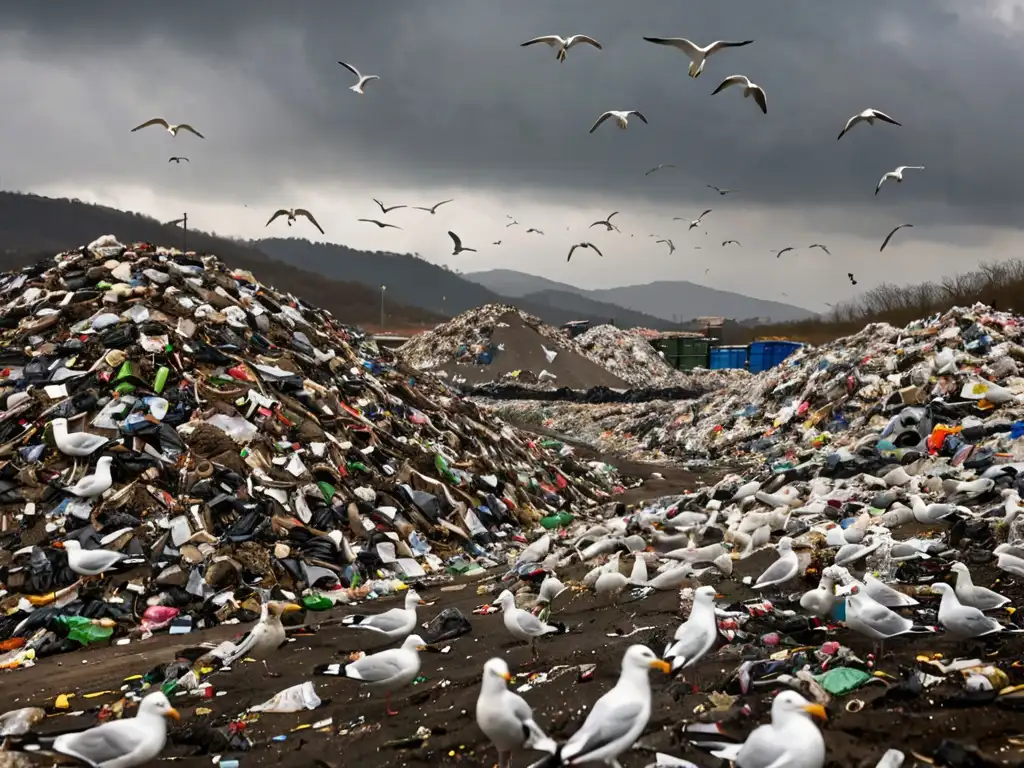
[748,341,804,373]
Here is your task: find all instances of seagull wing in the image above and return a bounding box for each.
[587,243,603,257]
[338,60,363,79]
[880,224,912,252]
[54,719,149,766]
[567,245,579,262]
[345,648,409,682]
[266,210,290,227]
[295,209,324,234]
[589,112,614,133]
[176,124,205,138]
[837,114,861,141]
[870,109,901,126]
[358,218,383,226]
[707,40,755,55]
[711,75,749,95]
[875,173,892,195]
[432,199,453,212]
[521,35,565,49]
[448,231,463,250]
[607,211,619,221]
[568,35,602,49]
[373,198,387,213]
[697,209,712,222]
[562,695,646,763]
[513,609,556,637]
[819,245,831,255]
[643,37,701,59]
[131,117,169,132]
[629,110,649,124]
[751,85,768,114]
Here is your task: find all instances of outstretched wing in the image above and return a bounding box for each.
[589,112,614,133]
[707,40,755,55]
[295,209,324,234]
[338,60,362,79]
[177,124,205,138]
[642,37,700,59]
[521,36,564,49]
[131,117,169,132]
[711,75,747,95]
[448,231,463,250]
[266,210,290,227]
[629,110,649,124]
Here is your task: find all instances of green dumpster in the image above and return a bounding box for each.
[650,335,710,371]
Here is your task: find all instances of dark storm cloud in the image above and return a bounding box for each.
[2,0,1022,230]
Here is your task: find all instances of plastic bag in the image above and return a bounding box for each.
[250,681,321,713]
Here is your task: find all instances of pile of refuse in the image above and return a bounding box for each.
[573,324,685,388]
[490,305,1024,468]
[398,305,630,391]
[0,235,625,667]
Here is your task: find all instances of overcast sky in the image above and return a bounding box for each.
[3,1,1024,310]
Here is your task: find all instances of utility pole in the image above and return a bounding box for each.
[380,284,386,330]
[181,212,187,253]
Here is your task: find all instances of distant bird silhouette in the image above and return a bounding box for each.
[656,238,676,254]
[506,217,520,227]
[373,198,406,214]
[413,199,453,214]
[707,185,736,195]
[448,231,477,255]
[711,75,768,114]
[358,219,402,230]
[567,242,603,262]
[809,243,831,255]
[837,108,901,140]
[590,110,648,133]
[848,273,858,285]
[168,157,189,163]
[705,268,711,274]
[526,228,544,235]
[492,240,502,246]
[722,239,741,247]
[131,118,204,138]
[520,34,603,63]
[880,223,913,252]
[589,212,620,232]
[646,164,676,176]
[875,165,924,195]
[338,60,379,94]
[773,247,795,258]
[266,208,324,235]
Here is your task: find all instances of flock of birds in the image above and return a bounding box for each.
[127,31,926,296]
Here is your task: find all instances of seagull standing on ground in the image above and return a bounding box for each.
[266,208,325,235]
[317,634,427,717]
[875,166,924,195]
[837,109,901,140]
[64,456,114,498]
[338,61,379,94]
[520,34,602,62]
[646,164,675,175]
[342,590,424,641]
[449,231,477,255]
[675,210,712,230]
[495,590,563,661]
[642,37,754,77]
[773,247,795,258]
[713,690,827,768]
[477,658,557,768]
[358,218,402,230]
[58,540,130,578]
[879,224,913,252]
[168,157,189,163]
[373,198,406,214]
[413,199,453,214]
[656,239,676,254]
[711,75,767,114]
[50,418,112,458]
[590,110,648,133]
[809,243,831,255]
[589,212,620,231]
[130,118,204,138]
[567,242,603,262]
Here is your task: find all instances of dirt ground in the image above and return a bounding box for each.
[4,544,1024,768]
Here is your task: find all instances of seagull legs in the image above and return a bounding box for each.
[384,692,399,717]
[497,750,512,768]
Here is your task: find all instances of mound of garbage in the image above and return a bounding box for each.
[0,236,625,667]
[491,305,1024,468]
[573,324,684,388]
[398,305,630,390]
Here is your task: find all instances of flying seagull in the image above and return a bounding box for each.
[589,212,620,232]
[722,239,741,247]
[266,208,324,235]
[707,185,737,196]
[413,199,453,214]
[358,218,402,230]
[130,118,204,138]
[492,240,502,246]
[705,268,711,274]
[809,243,831,255]
[526,228,544,235]
[642,37,754,78]
[773,247,795,258]
[373,198,406,214]
[837,108,901,140]
[880,223,913,252]
[674,210,712,230]
[589,110,648,133]
[646,163,676,176]
[338,61,379,94]
[567,242,603,262]
[875,166,924,195]
[505,216,520,227]
[168,157,189,163]
[520,34,602,63]
[711,75,767,114]
[656,238,676,254]
[848,273,858,285]
[447,231,477,255]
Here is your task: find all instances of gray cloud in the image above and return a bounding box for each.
[1,1,1022,259]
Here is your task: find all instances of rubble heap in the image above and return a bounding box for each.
[490,305,1024,468]
[0,236,623,666]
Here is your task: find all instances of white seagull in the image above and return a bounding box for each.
[520,34,602,63]
[65,456,114,498]
[931,583,1004,639]
[51,418,112,457]
[191,601,302,674]
[266,208,325,235]
[675,209,712,230]
[664,585,721,674]
[713,690,827,768]
[711,75,767,114]
[837,108,901,140]
[642,37,754,78]
[567,242,603,262]
[656,238,676,254]
[707,185,737,195]
[477,658,557,768]
[589,212,620,231]
[949,562,1010,611]
[58,540,131,578]
[495,590,562,660]
[318,634,426,716]
[875,165,924,195]
[753,537,799,590]
[358,218,402,229]
[449,231,477,255]
[130,118,204,138]
[168,157,189,163]
[337,60,379,94]
[590,110,648,133]
[413,199,454,214]
[341,589,424,641]
[22,691,179,768]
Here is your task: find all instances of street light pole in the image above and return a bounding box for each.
[380,284,386,330]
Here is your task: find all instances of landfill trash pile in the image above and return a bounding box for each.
[573,324,689,388]
[398,305,630,390]
[0,234,629,670]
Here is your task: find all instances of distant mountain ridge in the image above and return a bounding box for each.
[467,268,816,324]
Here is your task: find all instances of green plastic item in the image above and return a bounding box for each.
[539,511,574,529]
[346,461,370,474]
[116,361,135,380]
[317,481,335,502]
[434,454,459,484]
[54,616,113,645]
[813,666,871,696]
[153,366,169,394]
[301,594,333,611]
[113,381,136,395]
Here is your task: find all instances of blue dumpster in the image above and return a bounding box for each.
[709,345,749,370]
[748,341,803,373]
